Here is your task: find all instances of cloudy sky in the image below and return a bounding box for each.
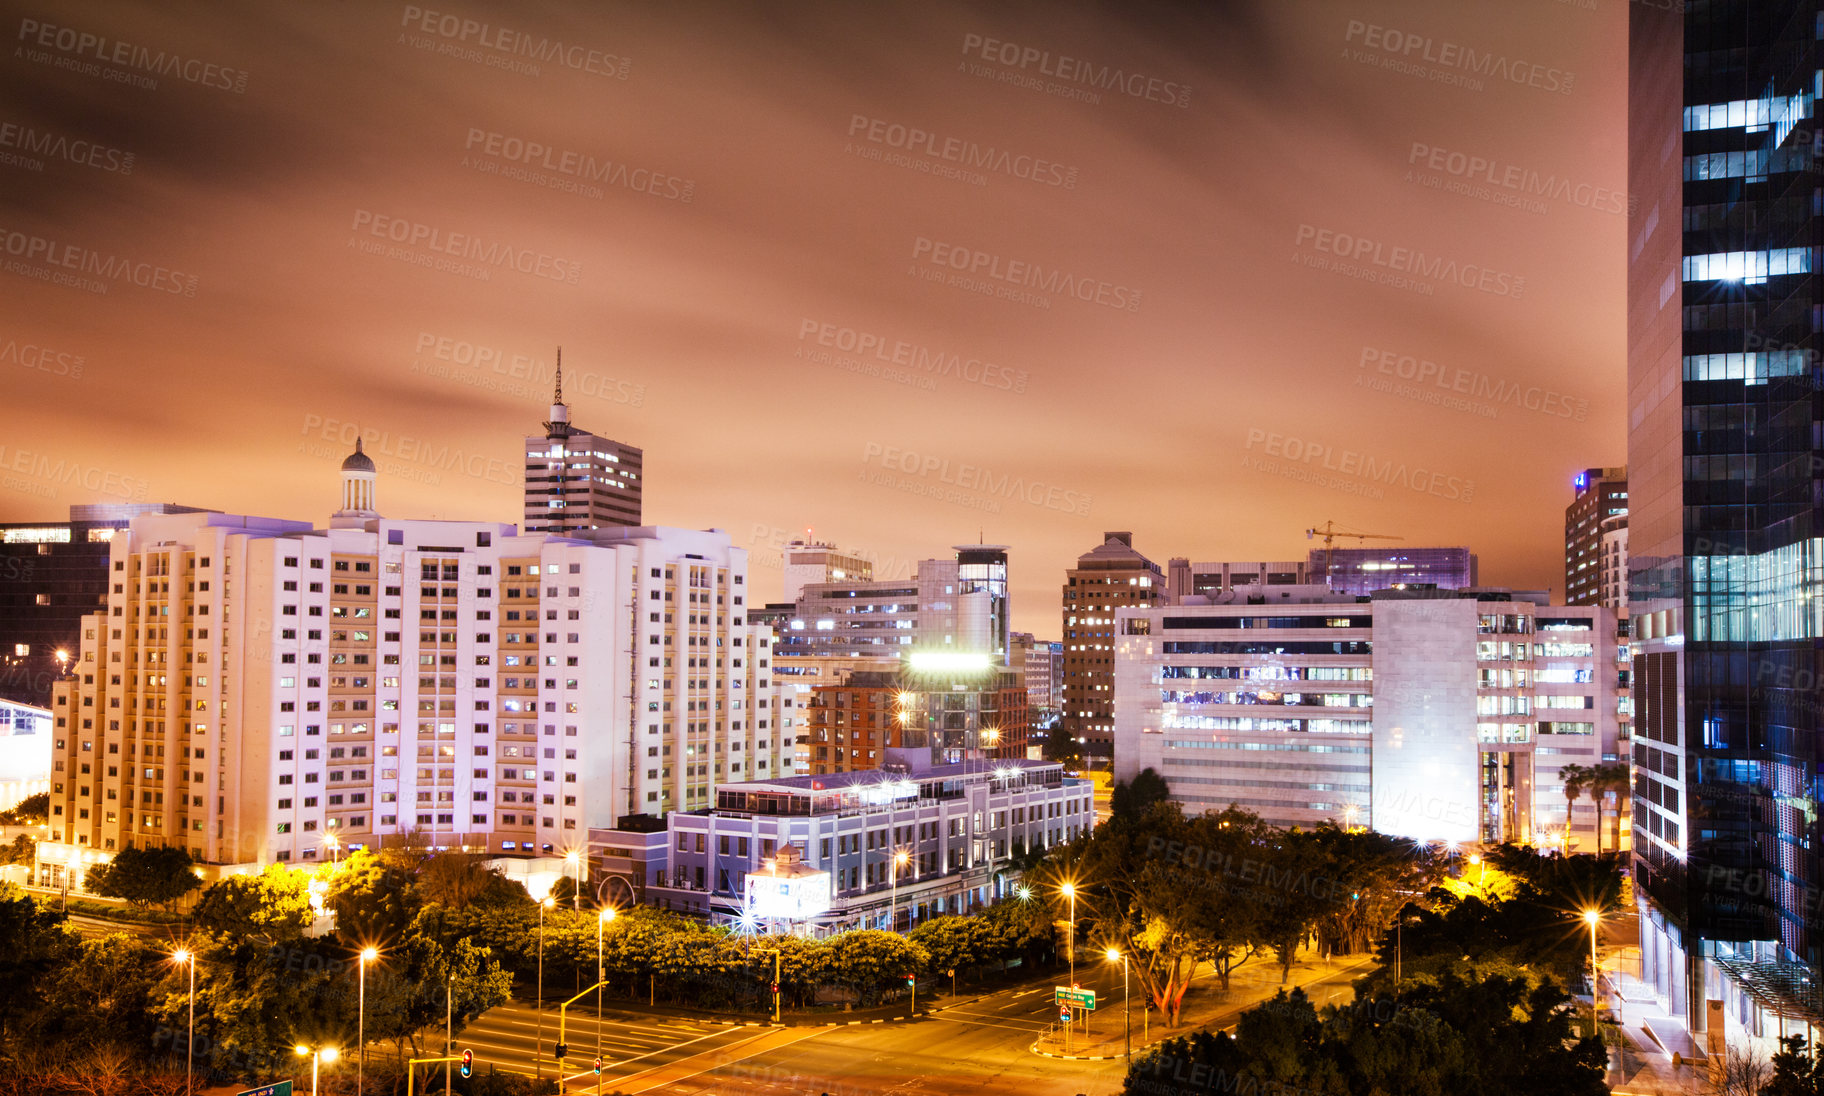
[0,0,1625,635]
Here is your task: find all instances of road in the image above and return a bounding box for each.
[453,953,1374,1096]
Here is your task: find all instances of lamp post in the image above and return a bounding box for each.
[565,850,582,912]
[1060,882,1076,984]
[1583,909,1601,1032]
[324,830,340,866]
[1107,948,1130,1058]
[357,946,377,1096]
[537,896,554,1079]
[889,850,909,932]
[597,907,615,1068]
[172,949,195,1096]
[294,1045,338,1096]
[1468,853,1483,887]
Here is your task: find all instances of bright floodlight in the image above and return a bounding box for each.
[907,651,992,673]
[894,850,909,865]
[565,850,579,864]
[542,896,556,909]
[360,947,378,962]
[1583,909,1600,926]
[320,1048,338,1063]
[1060,882,1075,898]
[172,948,191,964]
[1016,885,1032,901]
[1105,948,1121,962]
[294,1046,310,1057]
[600,907,617,923]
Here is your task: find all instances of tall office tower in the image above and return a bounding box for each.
[954,544,1011,666]
[40,448,789,877]
[1114,588,1624,847]
[1564,467,1629,607]
[781,538,874,603]
[1165,559,1312,602]
[523,353,643,533]
[0,504,211,707]
[1628,4,1824,1043]
[1308,546,1478,596]
[1062,532,1164,767]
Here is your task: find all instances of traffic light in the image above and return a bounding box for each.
[459,1049,473,1079]
[593,1056,604,1076]
[554,1043,568,1061]
[770,982,779,995]
[905,975,915,987]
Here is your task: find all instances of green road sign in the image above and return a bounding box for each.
[1055,986,1096,1010]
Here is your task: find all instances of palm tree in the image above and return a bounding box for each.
[1559,764,1591,854]
[1591,762,1631,854]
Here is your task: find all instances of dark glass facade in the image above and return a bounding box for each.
[1629,0,1824,1037]
[1307,546,1478,596]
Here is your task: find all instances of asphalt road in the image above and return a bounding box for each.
[450,953,1375,1096]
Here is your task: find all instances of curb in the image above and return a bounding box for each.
[1028,1041,1130,1062]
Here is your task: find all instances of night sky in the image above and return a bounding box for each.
[0,1,1626,636]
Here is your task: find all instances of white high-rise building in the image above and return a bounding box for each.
[41,447,790,877]
[1114,586,1626,850]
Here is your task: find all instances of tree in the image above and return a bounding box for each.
[325,849,415,945]
[1767,1034,1824,1096]
[1589,762,1631,855]
[1559,764,1591,854]
[1109,768,1171,820]
[821,931,927,1007]
[0,834,33,866]
[84,845,202,909]
[0,792,47,826]
[192,864,316,944]
[547,874,580,906]
[0,884,80,1057]
[416,851,509,909]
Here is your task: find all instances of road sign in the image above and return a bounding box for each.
[1055,986,1097,1010]
[236,1083,293,1096]
[1059,1008,1072,1024]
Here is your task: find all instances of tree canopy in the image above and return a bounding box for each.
[83,845,202,909]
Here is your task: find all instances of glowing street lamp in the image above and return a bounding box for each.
[889,849,910,932]
[1106,948,1132,1059]
[323,830,340,866]
[536,896,554,1078]
[564,849,582,911]
[357,946,378,1096]
[171,949,196,1096]
[597,907,616,1066]
[294,1045,338,1096]
[1060,882,1077,983]
[1583,909,1602,1031]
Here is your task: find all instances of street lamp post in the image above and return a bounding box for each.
[598,907,615,1068]
[889,850,909,932]
[357,947,377,1096]
[324,830,340,866]
[537,896,554,1079]
[172,949,195,1096]
[1060,882,1076,984]
[565,850,582,912]
[1583,909,1601,1033]
[294,1045,338,1096]
[1107,949,1130,1059]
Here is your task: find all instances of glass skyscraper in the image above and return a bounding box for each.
[1628,0,1824,1044]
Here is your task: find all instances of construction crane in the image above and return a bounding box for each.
[1306,521,1403,588]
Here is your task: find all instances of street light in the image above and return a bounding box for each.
[597,907,616,1067]
[357,946,378,1096]
[294,1045,338,1096]
[171,949,196,1096]
[1106,948,1131,1059]
[1468,852,1483,886]
[324,830,340,866]
[565,850,582,912]
[1060,882,1076,984]
[1583,909,1601,1033]
[889,850,909,932]
[537,896,554,1079]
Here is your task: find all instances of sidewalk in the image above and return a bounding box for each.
[1031,950,1375,1061]
[1606,962,1704,1096]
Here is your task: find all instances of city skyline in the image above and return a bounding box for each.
[0,0,1628,639]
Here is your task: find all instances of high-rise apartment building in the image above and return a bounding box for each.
[1565,467,1629,607]
[781,539,874,603]
[1308,546,1478,596]
[1062,532,1164,767]
[1113,587,1627,847]
[523,356,643,533]
[1013,632,1062,720]
[1628,2,1824,1044]
[0,504,210,707]
[39,451,790,880]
